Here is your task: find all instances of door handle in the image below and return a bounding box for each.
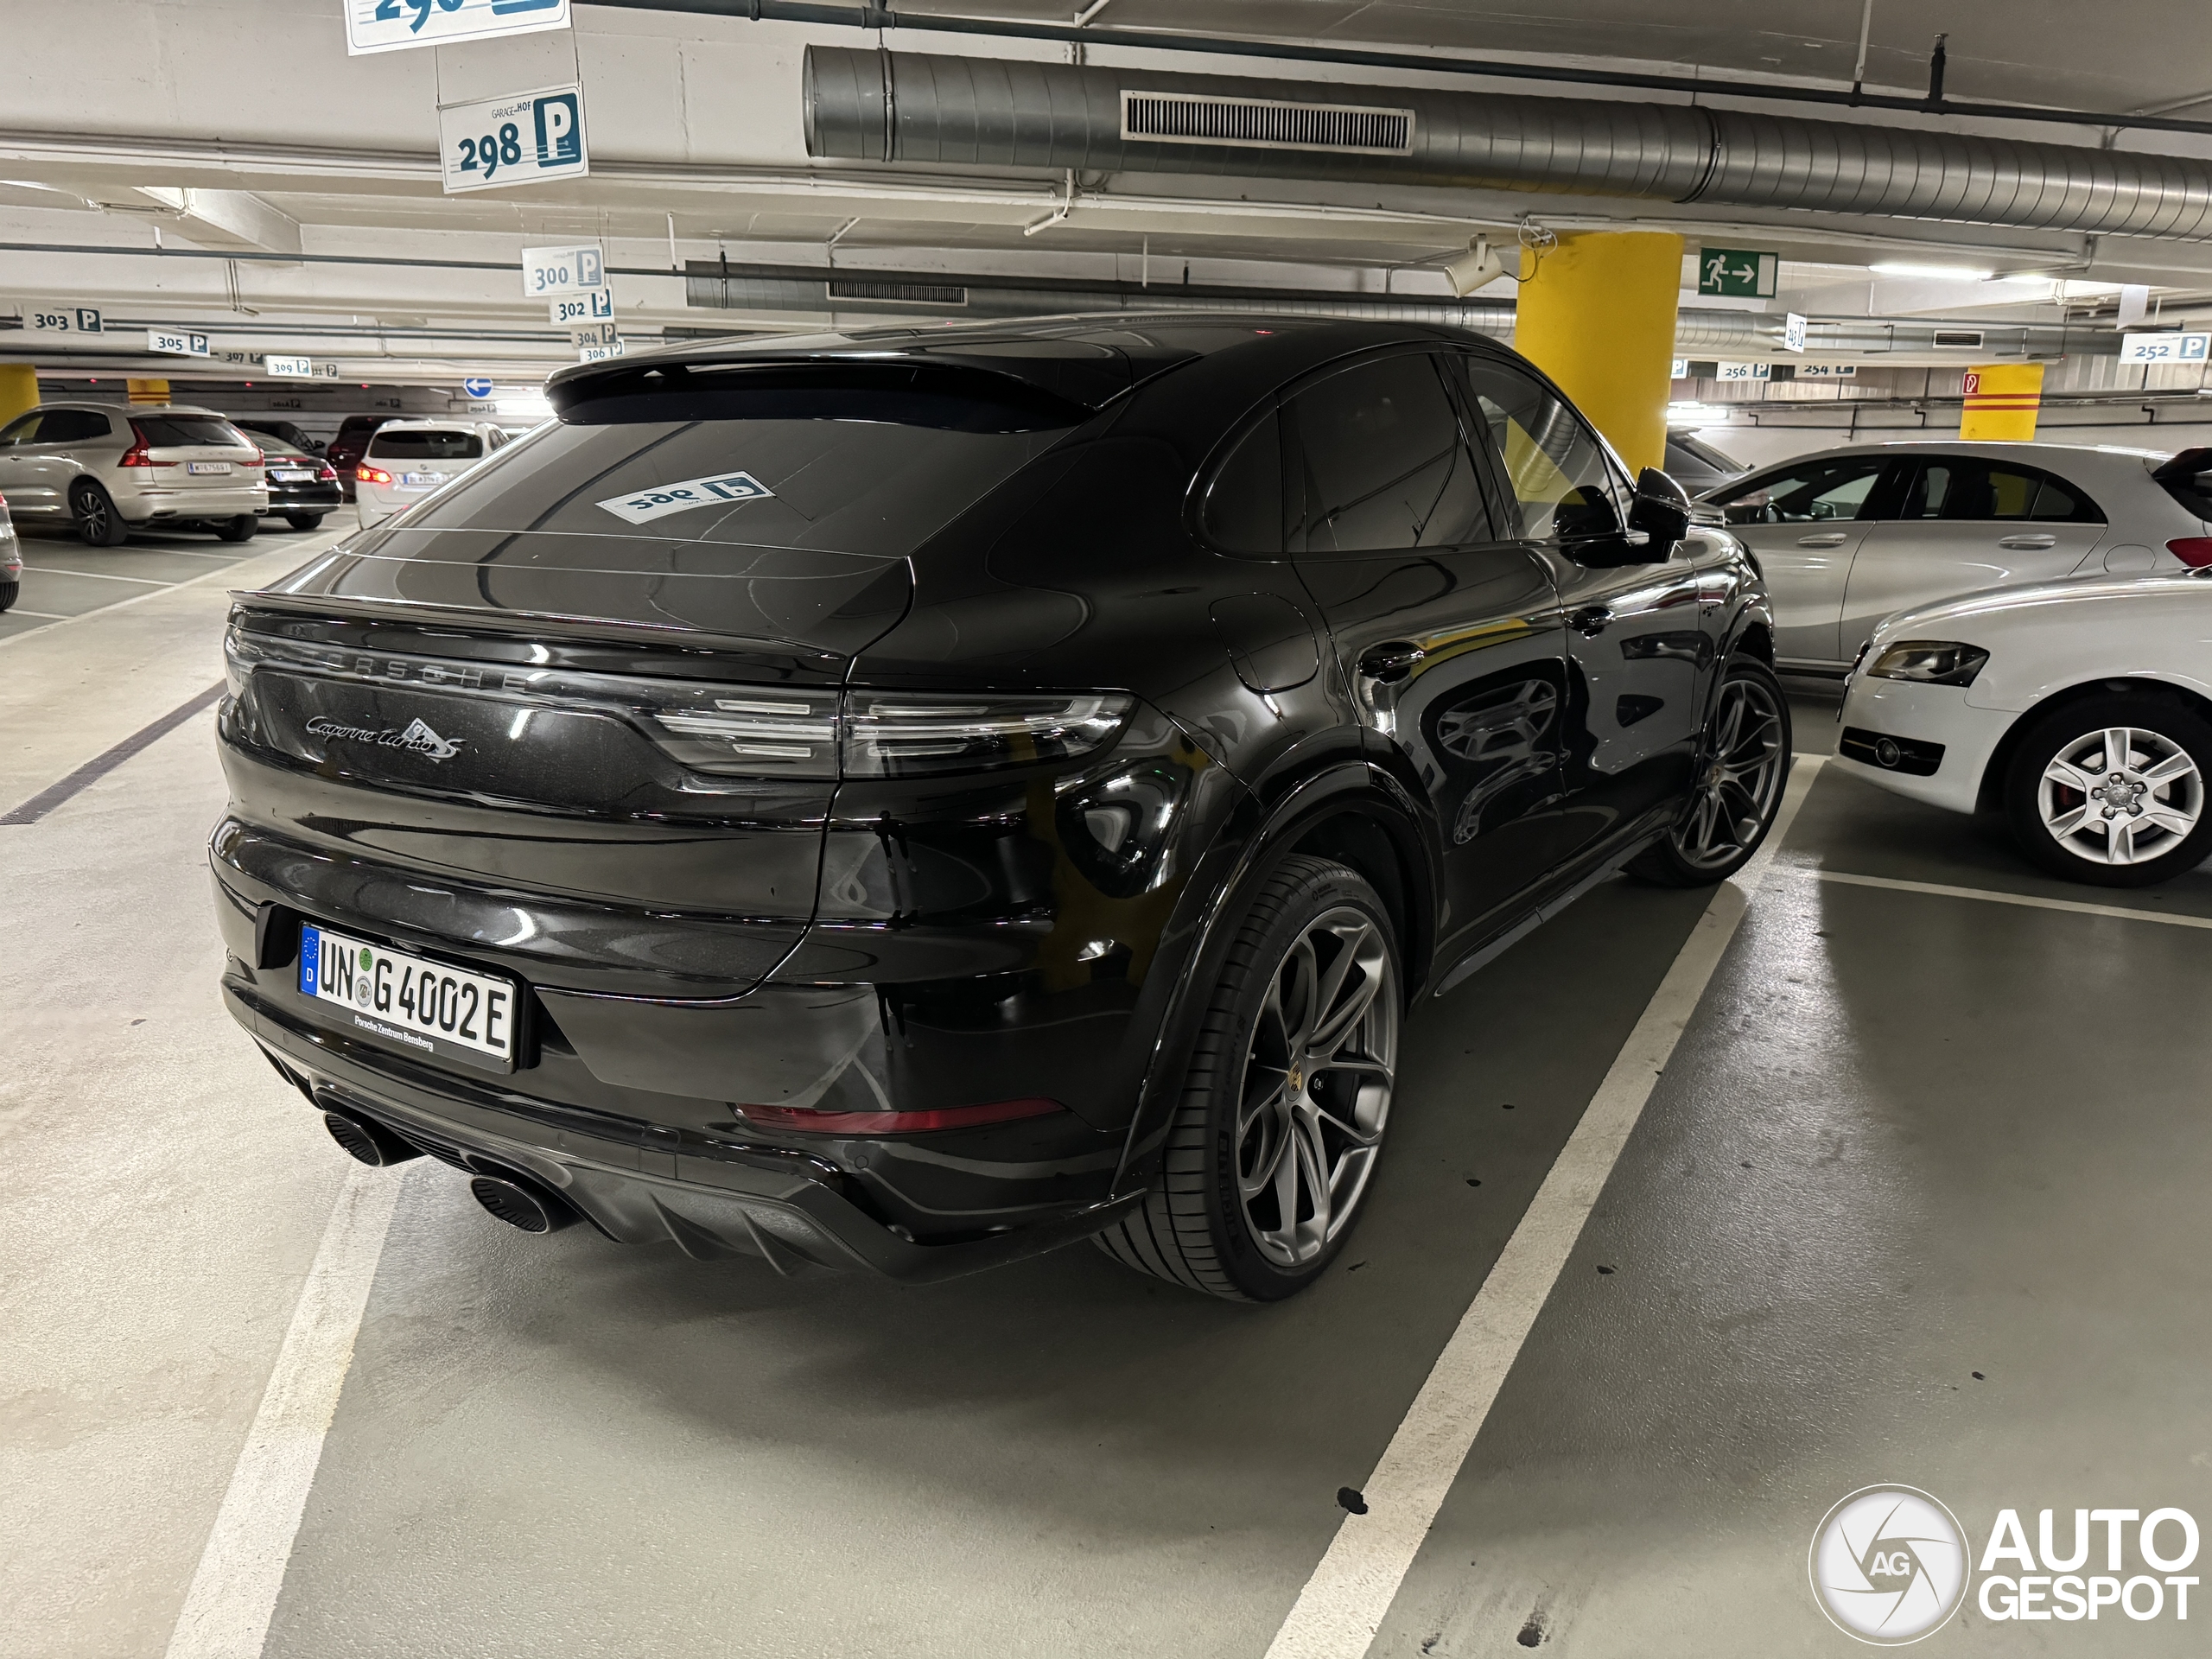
[1357,640,1427,683]
[1998,533,2058,550]
[1568,606,1612,637]
[1796,532,1849,547]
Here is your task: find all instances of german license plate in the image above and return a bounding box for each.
[400,471,447,489]
[271,468,312,482]
[298,923,518,1071]
[188,461,232,474]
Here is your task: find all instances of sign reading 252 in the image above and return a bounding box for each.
[439,86,588,194]
[346,0,569,55]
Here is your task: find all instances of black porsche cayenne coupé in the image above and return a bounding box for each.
[212,316,1789,1301]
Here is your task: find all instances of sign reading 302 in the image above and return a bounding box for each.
[346,0,570,56]
[439,86,588,194]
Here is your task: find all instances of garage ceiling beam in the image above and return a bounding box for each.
[580,0,2212,140]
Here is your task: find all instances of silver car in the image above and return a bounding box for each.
[0,402,267,545]
[1699,442,2212,673]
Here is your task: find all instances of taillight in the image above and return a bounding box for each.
[2166,537,2212,568]
[356,464,393,486]
[841,692,1131,779]
[243,448,264,468]
[119,424,154,467]
[315,463,337,481]
[734,1098,1065,1135]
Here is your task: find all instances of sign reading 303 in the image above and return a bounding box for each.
[439,86,588,194]
[346,0,569,56]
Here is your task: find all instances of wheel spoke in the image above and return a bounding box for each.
[1291,1109,1332,1243]
[2109,817,2139,863]
[2103,728,2136,774]
[2046,804,2088,838]
[2143,751,2198,788]
[2145,806,2197,838]
[2043,757,2095,793]
[1311,947,1384,1058]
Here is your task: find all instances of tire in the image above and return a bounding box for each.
[2002,692,2212,887]
[284,512,326,531]
[1628,653,1794,887]
[0,580,16,614]
[214,514,259,543]
[71,480,129,546]
[1096,855,1402,1302]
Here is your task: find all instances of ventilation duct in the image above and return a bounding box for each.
[805,48,2212,242]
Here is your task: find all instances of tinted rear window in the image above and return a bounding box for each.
[133,416,248,448]
[367,429,483,460]
[406,366,1078,552]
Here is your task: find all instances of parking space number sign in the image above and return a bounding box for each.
[440,86,588,194]
[522,245,604,299]
[149,329,211,357]
[346,0,571,56]
[29,305,101,334]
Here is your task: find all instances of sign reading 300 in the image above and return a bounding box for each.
[346,0,569,55]
[438,86,588,194]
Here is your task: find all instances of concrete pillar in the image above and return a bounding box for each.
[128,378,171,406]
[0,363,37,428]
[1512,232,1685,476]
[1960,364,2044,441]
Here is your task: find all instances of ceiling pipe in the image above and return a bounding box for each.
[804,48,2212,244]
[581,0,2212,140]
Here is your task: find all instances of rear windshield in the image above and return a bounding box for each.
[133,416,249,448]
[2155,450,2212,523]
[401,365,1078,552]
[367,429,484,461]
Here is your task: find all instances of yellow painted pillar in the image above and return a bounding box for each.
[128,378,172,406]
[0,363,37,427]
[1960,364,2044,441]
[1512,232,1685,475]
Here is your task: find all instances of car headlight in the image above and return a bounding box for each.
[1866,639,1989,687]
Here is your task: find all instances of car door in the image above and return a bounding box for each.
[1273,348,1569,963]
[31,409,115,512]
[0,411,41,512]
[1840,456,2110,661]
[1463,358,1717,867]
[1703,454,1891,669]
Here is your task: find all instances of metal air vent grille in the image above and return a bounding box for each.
[1120,92,1414,155]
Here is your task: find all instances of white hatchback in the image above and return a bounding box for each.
[355,420,510,530]
[1836,569,2212,886]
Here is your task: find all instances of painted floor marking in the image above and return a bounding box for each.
[1810,868,2212,931]
[161,1163,407,1659]
[1262,755,1827,1659]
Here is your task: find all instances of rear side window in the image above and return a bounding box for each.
[1199,410,1284,555]
[405,365,1077,551]
[1713,458,1886,524]
[36,410,113,444]
[368,429,484,461]
[0,413,40,446]
[132,416,247,448]
[1897,460,2104,524]
[1285,353,1492,554]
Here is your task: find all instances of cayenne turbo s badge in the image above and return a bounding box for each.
[302,715,466,761]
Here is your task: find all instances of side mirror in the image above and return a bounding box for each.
[1627,466,1692,559]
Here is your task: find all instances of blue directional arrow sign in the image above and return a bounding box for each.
[462,378,494,398]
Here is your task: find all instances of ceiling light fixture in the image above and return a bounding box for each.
[1869,262,1994,281]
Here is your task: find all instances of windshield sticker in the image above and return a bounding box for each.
[596,471,774,524]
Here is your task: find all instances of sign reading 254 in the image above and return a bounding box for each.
[347,0,570,55]
[439,86,588,194]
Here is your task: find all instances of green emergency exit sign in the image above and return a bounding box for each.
[1699,248,1779,298]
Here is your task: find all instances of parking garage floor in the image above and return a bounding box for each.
[7,597,2210,1659]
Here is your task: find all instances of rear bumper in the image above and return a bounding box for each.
[118,485,268,521]
[262,483,343,513]
[230,976,1141,1279]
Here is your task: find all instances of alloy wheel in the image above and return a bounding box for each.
[2037,727,2203,866]
[77,492,111,543]
[1670,673,1788,871]
[1232,906,1398,1268]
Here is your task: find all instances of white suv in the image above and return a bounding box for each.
[0,403,268,544]
[355,420,510,530]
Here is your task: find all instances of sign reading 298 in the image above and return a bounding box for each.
[438,86,588,194]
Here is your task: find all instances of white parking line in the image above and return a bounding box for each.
[6,608,71,620]
[1263,755,1827,1659]
[22,565,170,584]
[1811,868,2212,929]
[160,1163,407,1659]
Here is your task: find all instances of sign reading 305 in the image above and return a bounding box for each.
[439,86,588,194]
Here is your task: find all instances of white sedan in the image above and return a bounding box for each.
[1835,570,2212,886]
[355,419,510,530]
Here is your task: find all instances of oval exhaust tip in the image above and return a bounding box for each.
[321,1109,423,1168]
[468,1173,576,1234]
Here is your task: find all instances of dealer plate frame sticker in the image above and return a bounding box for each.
[596,471,775,525]
[299,923,519,1074]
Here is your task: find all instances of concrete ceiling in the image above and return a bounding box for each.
[3,0,2209,387]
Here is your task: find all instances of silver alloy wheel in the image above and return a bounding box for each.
[76,487,111,543]
[1672,672,1788,871]
[2037,726,2204,865]
[1233,906,1398,1269]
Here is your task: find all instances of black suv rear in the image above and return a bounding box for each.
[213,317,1785,1300]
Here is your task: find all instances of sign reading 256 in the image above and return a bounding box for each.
[439,86,588,194]
[347,0,569,56]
